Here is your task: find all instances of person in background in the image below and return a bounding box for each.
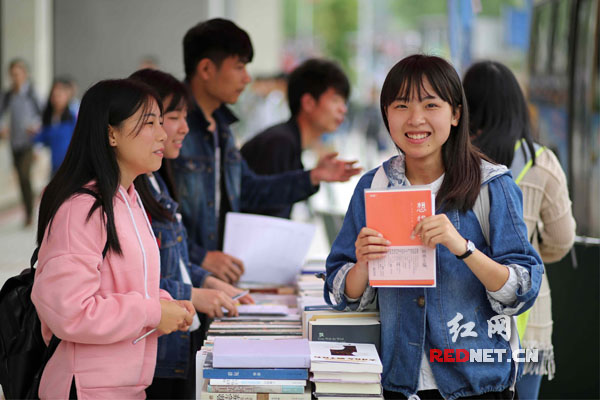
[237,72,290,143]
[31,78,194,398]
[130,68,253,399]
[463,60,576,400]
[325,55,543,399]
[241,58,353,218]
[34,77,77,175]
[174,18,360,284]
[139,55,159,71]
[0,58,42,227]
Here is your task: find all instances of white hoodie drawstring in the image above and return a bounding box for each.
[118,187,157,299]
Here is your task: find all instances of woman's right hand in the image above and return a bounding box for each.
[355,227,390,269]
[157,299,194,335]
[191,288,238,318]
[345,227,390,299]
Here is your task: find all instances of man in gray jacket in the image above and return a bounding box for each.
[0,59,42,227]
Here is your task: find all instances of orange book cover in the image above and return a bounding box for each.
[364,187,436,287]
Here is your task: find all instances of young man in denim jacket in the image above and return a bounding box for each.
[174,19,360,284]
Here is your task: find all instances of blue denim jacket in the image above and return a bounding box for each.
[172,104,317,265]
[325,156,543,399]
[147,172,210,378]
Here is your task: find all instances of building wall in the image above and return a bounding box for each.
[53,0,208,91]
[52,0,283,93]
[1,0,53,97]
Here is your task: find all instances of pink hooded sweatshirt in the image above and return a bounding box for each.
[32,184,171,399]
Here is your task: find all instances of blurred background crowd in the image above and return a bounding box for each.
[0,0,598,398]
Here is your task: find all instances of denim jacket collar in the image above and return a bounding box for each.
[188,98,239,131]
[382,153,510,188]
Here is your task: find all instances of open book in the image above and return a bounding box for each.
[364,187,436,287]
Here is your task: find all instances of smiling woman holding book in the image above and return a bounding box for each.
[324,55,543,399]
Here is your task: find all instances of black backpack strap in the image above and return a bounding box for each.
[30,247,39,270]
[47,335,61,354]
[27,85,42,116]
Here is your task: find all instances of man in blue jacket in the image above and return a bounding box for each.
[174,19,360,283]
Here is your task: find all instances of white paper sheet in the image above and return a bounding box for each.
[223,212,317,285]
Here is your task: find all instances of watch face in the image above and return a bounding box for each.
[467,240,476,252]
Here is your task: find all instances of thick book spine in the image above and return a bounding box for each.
[203,368,308,380]
[207,385,305,394]
[200,392,257,400]
[200,392,309,400]
[213,354,310,368]
[209,379,306,386]
[268,392,310,400]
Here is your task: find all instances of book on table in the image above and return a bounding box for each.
[309,342,383,373]
[308,317,381,354]
[207,383,305,394]
[314,396,383,400]
[212,338,310,368]
[364,186,436,287]
[203,353,308,380]
[313,381,382,395]
[237,304,290,316]
[200,381,311,400]
[301,307,379,338]
[310,371,381,384]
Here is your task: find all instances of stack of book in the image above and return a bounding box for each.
[301,305,381,354]
[296,259,328,310]
[309,341,384,400]
[205,293,303,342]
[200,338,311,400]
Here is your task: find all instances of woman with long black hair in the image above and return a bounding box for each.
[464,61,576,400]
[31,79,194,398]
[34,78,76,175]
[325,55,543,399]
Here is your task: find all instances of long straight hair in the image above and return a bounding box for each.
[130,68,192,222]
[41,78,75,127]
[463,60,536,167]
[380,54,484,212]
[37,79,162,255]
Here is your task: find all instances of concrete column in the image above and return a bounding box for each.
[1,0,53,97]
[234,0,283,76]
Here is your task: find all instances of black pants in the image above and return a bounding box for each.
[383,388,517,399]
[69,378,77,399]
[145,325,202,399]
[12,147,34,223]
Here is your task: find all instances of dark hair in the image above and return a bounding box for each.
[183,18,254,79]
[9,58,28,72]
[287,58,350,117]
[129,68,190,222]
[130,68,191,114]
[463,60,536,167]
[42,78,75,127]
[37,79,163,255]
[380,54,483,212]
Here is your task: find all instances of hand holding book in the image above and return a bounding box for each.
[363,187,437,287]
[412,213,467,256]
[344,227,391,298]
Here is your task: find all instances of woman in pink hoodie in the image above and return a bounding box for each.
[31,79,195,399]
